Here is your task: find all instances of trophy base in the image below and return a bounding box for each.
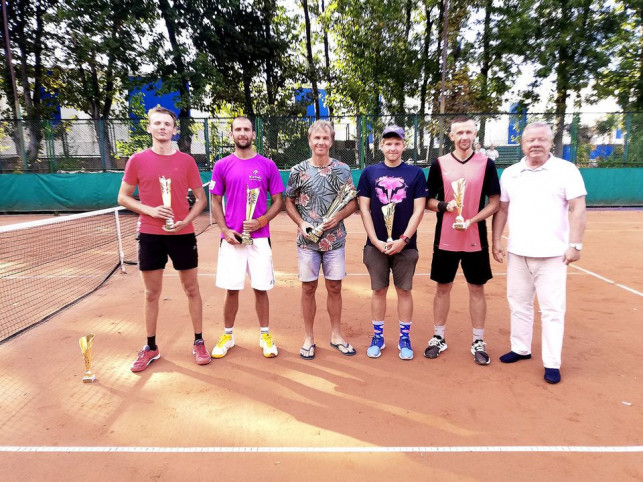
[306,226,323,243]
[82,372,96,383]
[452,222,467,231]
[162,221,175,232]
[240,233,253,245]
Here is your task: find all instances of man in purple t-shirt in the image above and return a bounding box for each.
[209,116,284,358]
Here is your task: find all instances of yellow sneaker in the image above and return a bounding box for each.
[211,333,234,358]
[259,332,278,358]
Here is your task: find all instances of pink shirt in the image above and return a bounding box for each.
[210,153,284,239]
[436,152,489,252]
[122,148,203,235]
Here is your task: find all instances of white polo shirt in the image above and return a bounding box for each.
[500,155,587,257]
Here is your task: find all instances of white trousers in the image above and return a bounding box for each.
[506,253,567,369]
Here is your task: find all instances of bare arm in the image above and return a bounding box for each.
[211,194,240,244]
[358,196,387,253]
[468,194,499,225]
[117,181,172,221]
[563,195,587,265]
[322,198,358,230]
[243,192,284,233]
[285,195,313,239]
[491,201,509,263]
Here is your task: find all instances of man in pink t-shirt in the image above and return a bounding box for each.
[118,106,210,372]
[209,116,284,359]
[425,116,500,365]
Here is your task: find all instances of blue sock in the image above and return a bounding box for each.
[372,321,384,338]
[399,321,412,339]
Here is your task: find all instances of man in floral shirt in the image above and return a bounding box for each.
[285,120,358,360]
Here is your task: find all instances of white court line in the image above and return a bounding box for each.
[1,445,642,454]
[570,265,643,297]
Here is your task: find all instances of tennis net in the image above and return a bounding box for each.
[0,196,212,343]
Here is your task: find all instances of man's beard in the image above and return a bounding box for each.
[234,138,253,149]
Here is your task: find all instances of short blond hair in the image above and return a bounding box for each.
[308,120,335,140]
[148,106,177,126]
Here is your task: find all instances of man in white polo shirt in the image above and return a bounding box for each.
[492,122,587,384]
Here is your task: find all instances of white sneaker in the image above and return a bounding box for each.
[211,333,234,358]
[259,332,278,358]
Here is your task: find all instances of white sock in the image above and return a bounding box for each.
[434,325,446,339]
[473,328,485,342]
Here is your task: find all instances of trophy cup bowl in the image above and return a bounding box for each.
[241,185,260,245]
[306,182,357,243]
[451,178,467,231]
[79,334,96,383]
[382,202,396,245]
[159,176,175,231]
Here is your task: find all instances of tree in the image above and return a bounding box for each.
[52,0,158,169]
[0,0,59,168]
[520,0,620,156]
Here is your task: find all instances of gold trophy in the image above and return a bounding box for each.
[240,185,260,245]
[451,178,467,230]
[306,182,357,243]
[382,202,396,248]
[79,334,96,383]
[159,176,175,231]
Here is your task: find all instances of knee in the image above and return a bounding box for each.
[325,280,342,296]
[144,287,162,303]
[182,283,201,300]
[436,283,452,296]
[302,281,318,296]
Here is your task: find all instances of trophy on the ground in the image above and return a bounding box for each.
[79,334,96,383]
[451,177,467,230]
[306,182,357,243]
[159,176,175,231]
[382,202,396,249]
[240,185,260,245]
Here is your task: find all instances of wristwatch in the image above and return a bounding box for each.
[569,243,583,251]
[400,234,411,244]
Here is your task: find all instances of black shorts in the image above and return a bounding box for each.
[430,247,492,285]
[363,245,419,291]
[138,233,198,271]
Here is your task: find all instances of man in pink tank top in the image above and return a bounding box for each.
[424,116,500,365]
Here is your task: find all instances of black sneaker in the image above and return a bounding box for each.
[424,335,447,359]
[471,339,490,365]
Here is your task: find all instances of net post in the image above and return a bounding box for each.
[114,208,127,273]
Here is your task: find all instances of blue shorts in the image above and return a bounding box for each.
[297,246,346,282]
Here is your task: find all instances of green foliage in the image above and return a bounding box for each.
[115,94,151,158]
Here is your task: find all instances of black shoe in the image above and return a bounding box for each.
[424,335,447,358]
[544,368,561,384]
[471,339,490,365]
[499,351,531,363]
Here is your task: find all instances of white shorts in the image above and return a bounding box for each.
[215,237,276,291]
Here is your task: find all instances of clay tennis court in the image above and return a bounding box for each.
[0,209,641,481]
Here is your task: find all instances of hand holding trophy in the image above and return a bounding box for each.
[159,176,175,231]
[381,202,396,250]
[451,178,467,231]
[240,185,261,245]
[306,182,357,243]
[79,334,96,383]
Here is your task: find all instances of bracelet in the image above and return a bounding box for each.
[257,216,268,228]
[438,201,448,213]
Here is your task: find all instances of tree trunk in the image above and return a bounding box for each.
[321,0,333,118]
[302,0,320,119]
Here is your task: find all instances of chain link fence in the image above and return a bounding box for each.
[1,112,641,172]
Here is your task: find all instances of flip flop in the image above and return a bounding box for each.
[300,344,316,360]
[330,341,356,356]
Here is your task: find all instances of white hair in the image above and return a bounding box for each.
[523,122,553,140]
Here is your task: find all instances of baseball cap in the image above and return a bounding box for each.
[382,125,405,140]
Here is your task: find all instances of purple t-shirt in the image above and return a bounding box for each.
[210,153,284,239]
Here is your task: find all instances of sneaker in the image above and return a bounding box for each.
[398,337,414,360]
[471,339,490,365]
[367,336,385,358]
[211,333,235,358]
[424,335,447,359]
[131,345,160,372]
[260,332,278,358]
[193,339,211,365]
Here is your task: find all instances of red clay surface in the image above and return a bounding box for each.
[0,210,642,481]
